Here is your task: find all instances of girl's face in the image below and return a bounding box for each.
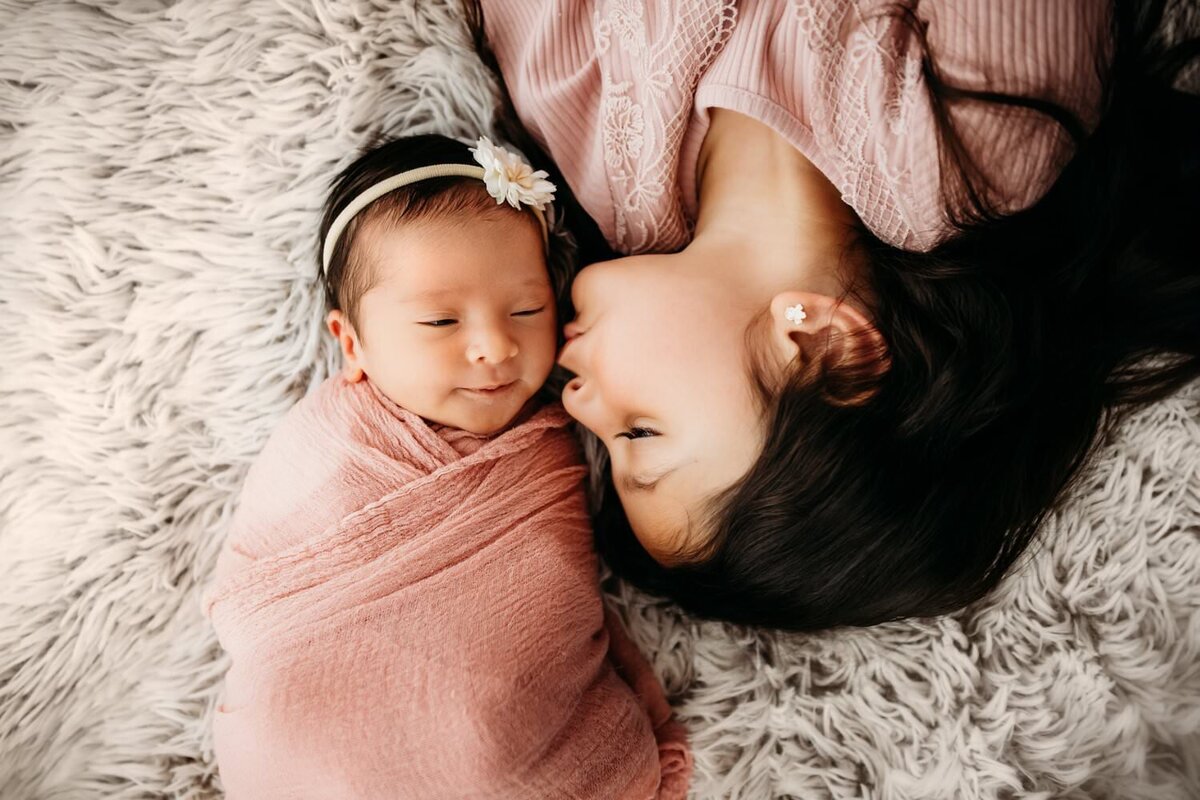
[344,214,557,436]
[557,254,768,562]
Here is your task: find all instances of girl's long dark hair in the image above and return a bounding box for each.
[467,0,1200,631]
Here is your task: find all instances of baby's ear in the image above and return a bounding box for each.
[326,310,367,383]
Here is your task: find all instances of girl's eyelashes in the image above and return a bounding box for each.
[616,426,659,440]
[420,319,457,327]
[512,306,546,317]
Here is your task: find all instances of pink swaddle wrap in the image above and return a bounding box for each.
[201,374,691,799]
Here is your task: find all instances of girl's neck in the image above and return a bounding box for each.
[689,108,861,301]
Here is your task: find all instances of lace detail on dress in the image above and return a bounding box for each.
[593,0,737,254]
[792,0,933,250]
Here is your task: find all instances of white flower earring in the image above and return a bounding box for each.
[785,303,807,326]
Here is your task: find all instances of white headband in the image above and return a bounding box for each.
[321,137,556,276]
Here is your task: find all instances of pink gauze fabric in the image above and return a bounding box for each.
[201,374,691,799]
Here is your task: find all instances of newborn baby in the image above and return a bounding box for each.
[201,134,691,799]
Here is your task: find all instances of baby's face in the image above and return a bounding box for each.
[352,214,557,435]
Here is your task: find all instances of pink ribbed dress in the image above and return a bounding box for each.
[481,0,1110,254]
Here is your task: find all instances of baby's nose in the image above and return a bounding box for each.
[467,326,518,365]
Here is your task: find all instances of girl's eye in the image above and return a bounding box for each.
[616,426,659,440]
[512,306,546,317]
[420,319,457,327]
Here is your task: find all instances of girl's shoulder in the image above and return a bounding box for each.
[787,0,1112,250]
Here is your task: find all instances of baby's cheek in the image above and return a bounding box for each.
[539,324,559,354]
[392,351,456,409]
[528,329,559,384]
[400,354,447,393]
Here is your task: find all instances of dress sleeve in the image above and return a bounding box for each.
[797,0,1111,251]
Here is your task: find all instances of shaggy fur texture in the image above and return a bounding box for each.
[0,1,1197,798]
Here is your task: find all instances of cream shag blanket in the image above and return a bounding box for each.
[0,1,1196,798]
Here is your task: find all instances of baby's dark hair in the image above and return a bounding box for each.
[318,133,547,343]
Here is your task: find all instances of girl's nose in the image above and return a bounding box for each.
[466,325,519,365]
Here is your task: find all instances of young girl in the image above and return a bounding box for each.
[201,133,690,799]
[469,0,1200,634]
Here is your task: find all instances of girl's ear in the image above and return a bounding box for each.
[326,309,366,383]
[766,291,889,402]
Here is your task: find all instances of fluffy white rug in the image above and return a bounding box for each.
[0,1,1197,798]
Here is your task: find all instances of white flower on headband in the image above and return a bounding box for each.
[469,136,556,211]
